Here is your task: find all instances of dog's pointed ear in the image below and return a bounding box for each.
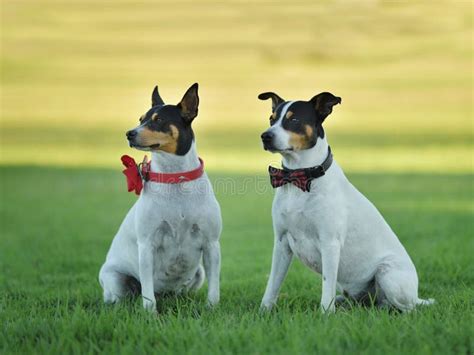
[310,92,341,122]
[151,86,165,107]
[178,83,199,124]
[258,92,285,111]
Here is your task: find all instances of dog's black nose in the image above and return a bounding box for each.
[126,130,137,139]
[261,131,274,143]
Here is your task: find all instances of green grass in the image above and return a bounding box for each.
[1,166,473,354]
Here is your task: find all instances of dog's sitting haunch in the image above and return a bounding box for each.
[259,91,434,313]
[99,84,222,312]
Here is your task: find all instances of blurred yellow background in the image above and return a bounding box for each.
[1,0,472,173]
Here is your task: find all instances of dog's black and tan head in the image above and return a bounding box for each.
[126,83,199,155]
[259,91,341,153]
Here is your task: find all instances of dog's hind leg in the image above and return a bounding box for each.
[99,265,132,304]
[186,265,205,292]
[375,265,419,312]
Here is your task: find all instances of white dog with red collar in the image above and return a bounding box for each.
[99,84,221,312]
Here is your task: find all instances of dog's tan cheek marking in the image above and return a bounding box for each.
[137,125,179,154]
[288,132,306,151]
[289,125,313,151]
[169,124,179,138]
[159,125,179,154]
[136,127,157,145]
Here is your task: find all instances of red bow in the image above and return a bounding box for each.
[269,166,312,192]
[121,155,145,195]
[121,155,205,195]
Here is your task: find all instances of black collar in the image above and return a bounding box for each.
[282,146,333,176]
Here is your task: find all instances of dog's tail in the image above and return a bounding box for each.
[416,298,435,306]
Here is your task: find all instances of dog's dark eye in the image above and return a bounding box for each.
[290,117,298,122]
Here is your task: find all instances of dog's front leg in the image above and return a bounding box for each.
[320,241,341,314]
[203,240,221,307]
[138,242,156,312]
[260,233,293,311]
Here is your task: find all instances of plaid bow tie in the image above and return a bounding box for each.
[268,147,333,192]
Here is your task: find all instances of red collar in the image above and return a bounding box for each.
[121,155,204,195]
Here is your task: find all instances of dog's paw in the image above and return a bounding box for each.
[142,298,157,313]
[206,295,220,308]
[334,295,347,305]
[103,291,121,305]
[320,303,335,315]
[259,302,275,313]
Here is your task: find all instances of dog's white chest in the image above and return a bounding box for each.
[131,181,221,292]
[275,190,324,274]
[153,219,203,279]
[288,228,323,274]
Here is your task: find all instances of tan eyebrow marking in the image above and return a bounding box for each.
[286,111,294,119]
[151,113,159,120]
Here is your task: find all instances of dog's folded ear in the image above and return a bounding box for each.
[258,92,285,111]
[151,86,165,107]
[310,92,342,122]
[178,83,199,124]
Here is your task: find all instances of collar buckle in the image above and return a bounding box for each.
[306,164,325,178]
[137,162,147,181]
